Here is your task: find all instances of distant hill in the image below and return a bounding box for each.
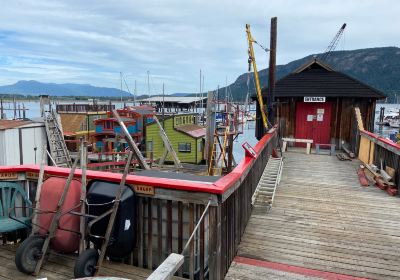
[221,47,400,102]
[0,80,132,98]
[170,93,191,97]
[2,47,399,102]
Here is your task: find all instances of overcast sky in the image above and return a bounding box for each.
[0,0,399,94]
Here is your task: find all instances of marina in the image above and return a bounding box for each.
[0,6,399,280]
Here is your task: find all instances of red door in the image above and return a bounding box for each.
[295,101,332,146]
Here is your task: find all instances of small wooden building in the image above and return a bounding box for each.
[255,59,386,148]
[145,113,205,164]
[0,119,47,165]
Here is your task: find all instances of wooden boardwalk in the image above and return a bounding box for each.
[226,150,400,280]
[0,244,184,280]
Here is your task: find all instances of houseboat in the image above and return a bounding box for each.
[145,113,205,165]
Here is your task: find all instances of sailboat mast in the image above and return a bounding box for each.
[199,69,202,112]
[147,70,150,104]
[120,72,123,103]
[134,80,137,105]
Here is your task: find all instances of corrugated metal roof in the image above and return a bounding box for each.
[0,119,33,130]
[140,96,207,104]
[175,124,206,138]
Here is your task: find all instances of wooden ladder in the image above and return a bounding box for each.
[44,110,72,168]
[154,116,182,168]
[252,156,283,210]
[208,126,229,176]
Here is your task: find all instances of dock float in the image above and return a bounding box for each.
[225,149,400,280]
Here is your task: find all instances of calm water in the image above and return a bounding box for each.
[375,103,400,138]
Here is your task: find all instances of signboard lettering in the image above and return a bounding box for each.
[304,97,326,103]
[0,172,18,180]
[134,185,155,196]
[26,172,39,180]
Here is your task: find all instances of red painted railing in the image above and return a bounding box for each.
[0,127,278,195]
[361,130,400,151]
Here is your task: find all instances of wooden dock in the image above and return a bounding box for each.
[226,150,400,280]
[0,244,184,280]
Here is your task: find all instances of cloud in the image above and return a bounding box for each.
[0,0,399,93]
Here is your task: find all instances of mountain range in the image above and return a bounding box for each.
[223,46,400,102]
[0,47,399,101]
[0,80,132,98]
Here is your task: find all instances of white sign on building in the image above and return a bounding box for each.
[304,97,326,102]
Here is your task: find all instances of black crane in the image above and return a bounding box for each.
[319,23,346,61]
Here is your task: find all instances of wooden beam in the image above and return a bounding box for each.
[147,253,184,280]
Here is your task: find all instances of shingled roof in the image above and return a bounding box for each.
[262,59,386,99]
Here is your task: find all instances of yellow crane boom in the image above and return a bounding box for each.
[246,24,269,130]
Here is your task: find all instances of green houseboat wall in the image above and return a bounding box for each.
[145,114,204,164]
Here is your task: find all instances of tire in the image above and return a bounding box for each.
[74,249,99,278]
[15,235,45,274]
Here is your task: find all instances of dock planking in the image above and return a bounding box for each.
[0,244,185,280]
[226,150,400,280]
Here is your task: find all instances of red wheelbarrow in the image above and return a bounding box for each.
[13,141,89,276]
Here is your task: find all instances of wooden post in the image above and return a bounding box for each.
[205,91,216,167]
[157,200,163,266]
[188,203,194,280]
[216,204,222,280]
[79,139,87,253]
[177,201,183,276]
[147,198,153,269]
[268,17,277,126]
[30,145,47,235]
[227,134,234,172]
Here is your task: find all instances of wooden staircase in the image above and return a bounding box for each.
[44,110,72,168]
[252,156,283,211]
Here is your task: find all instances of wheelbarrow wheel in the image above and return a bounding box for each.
[74,248,99,278]
[15,235,45,274]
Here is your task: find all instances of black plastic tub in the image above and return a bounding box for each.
[86,180,136,259]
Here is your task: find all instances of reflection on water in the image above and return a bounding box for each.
[233,121,257,163]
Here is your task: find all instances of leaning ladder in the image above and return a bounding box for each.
[44,110,72,168]
[208,126,229,176]
[154,116,182,168]
[252,156,283,209]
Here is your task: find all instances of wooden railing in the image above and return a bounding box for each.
[56,103,115,113]
[358,130,400,188]
[0,127,279,279]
